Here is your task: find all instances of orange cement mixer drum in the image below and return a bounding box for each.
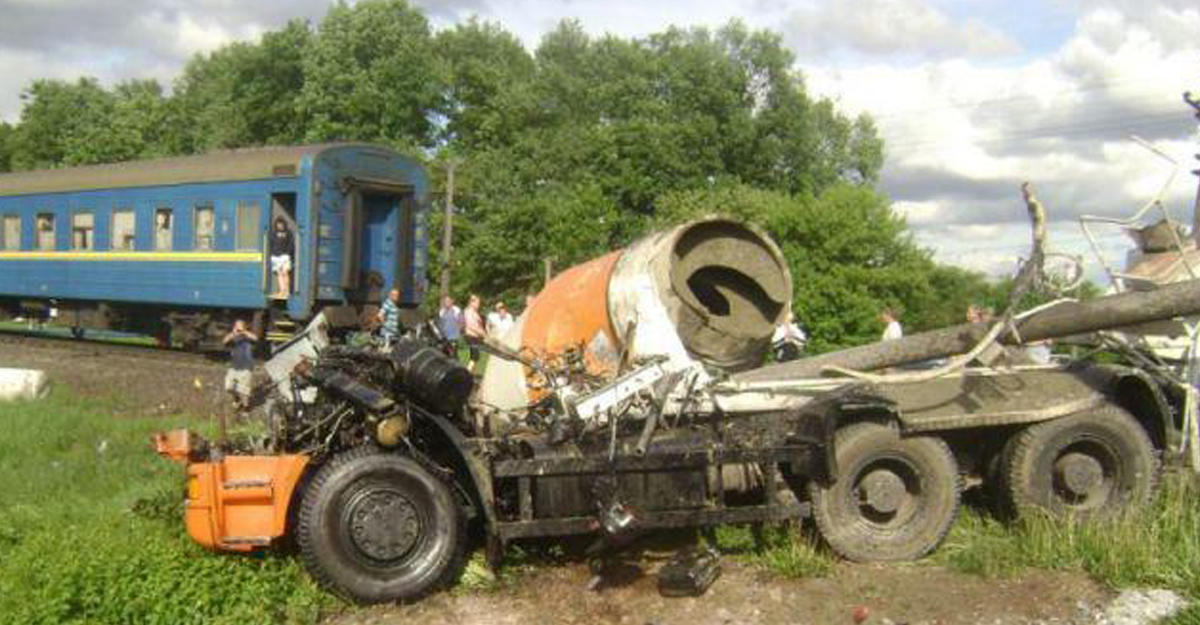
[521,250,621,376]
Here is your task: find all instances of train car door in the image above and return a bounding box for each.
[359,192,398,301]
[270,193,297,300]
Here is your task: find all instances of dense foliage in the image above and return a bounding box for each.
[0,0,1023,350]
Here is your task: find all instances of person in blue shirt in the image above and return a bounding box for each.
[377,288,403,346]
[438,295,463,357]
[222,319,258,413]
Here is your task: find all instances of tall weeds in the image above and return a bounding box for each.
[936,475,1200,623]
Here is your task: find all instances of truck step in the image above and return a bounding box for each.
[220,536,271,547]
[222,479,271,489]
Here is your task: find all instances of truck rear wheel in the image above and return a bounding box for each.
[1003,404,1157,520]
[809,422,961,562]
[296,447,467,604]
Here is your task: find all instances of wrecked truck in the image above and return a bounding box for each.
[154,217,1197,604]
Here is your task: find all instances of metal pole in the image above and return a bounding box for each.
[1183,92,1200,243]
[440,161,456,300]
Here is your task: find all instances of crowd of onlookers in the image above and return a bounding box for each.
[435,294,521,372]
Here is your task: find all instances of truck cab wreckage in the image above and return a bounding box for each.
[155,191,1200,603]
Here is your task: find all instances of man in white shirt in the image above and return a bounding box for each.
[486,301,514,339]
[879,308,903,341]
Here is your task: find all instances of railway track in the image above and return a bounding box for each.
[0,328,225,370]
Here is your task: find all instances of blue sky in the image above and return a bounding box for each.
[0,0,1197,282]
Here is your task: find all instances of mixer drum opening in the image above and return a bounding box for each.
[685,266,780,321]
[666,219,791,370]
[670,220,788,336]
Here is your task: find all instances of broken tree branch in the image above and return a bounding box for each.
[819,182,1048,384]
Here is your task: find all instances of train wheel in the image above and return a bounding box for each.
[809,422,961,562]
[296,447,467,604]
[1003,404,1157,520]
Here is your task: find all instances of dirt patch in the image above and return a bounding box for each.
[328,559,1110,625]
[0,335,230,418]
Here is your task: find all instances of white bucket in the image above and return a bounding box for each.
[0,368,49,401]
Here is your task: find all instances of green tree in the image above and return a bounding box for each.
[8,77,174,168]
[11,78,113,169]
[443,20,886,314]
[435,18,535,149]
[0,122,13,172]
[298,0,444,147]
[63,79,172,165]
[172,20,312,152]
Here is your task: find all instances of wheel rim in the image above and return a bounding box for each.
[342,486,424,565]
[851,455,922,527]
[1049,438,1118,510]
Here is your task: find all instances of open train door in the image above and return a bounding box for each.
[341,178,416,305]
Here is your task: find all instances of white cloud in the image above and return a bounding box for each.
[781,0,1020,59]
[0,0,339,122]
[805,1,1200,278]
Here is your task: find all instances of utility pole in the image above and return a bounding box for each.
[543,256,554,287]
[1185,92,1200,244]
[440,160,456,300]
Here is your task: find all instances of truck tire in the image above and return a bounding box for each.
[1003,403,1157,520]
[296,447,467,604]
[809,422,961,562]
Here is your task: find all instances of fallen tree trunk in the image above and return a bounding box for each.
[734,278,1200,383]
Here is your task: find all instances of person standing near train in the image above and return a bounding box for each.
[438,296,463,358]
[486,301,514,338]
[270,217,294,299]
[463,294,486,372]
[222,319,258,415]
[377,287,402,347]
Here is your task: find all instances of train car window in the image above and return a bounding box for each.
[111,210,136,251]
[72,213,94,251]
[2,215,19,250]
[194,203,215,251]
[35,213,55,251]
[236,201,261,251]
[154,208,172,251]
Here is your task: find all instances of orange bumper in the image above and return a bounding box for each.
[153,430,309,552]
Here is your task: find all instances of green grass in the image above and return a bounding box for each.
[5,388,1199,622]
[0,391,337,624]
[712,524,834,579]
[934,476,1200,623]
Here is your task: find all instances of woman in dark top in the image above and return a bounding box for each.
[270,217,294,298]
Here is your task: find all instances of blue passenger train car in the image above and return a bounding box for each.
[0,144,429,347]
